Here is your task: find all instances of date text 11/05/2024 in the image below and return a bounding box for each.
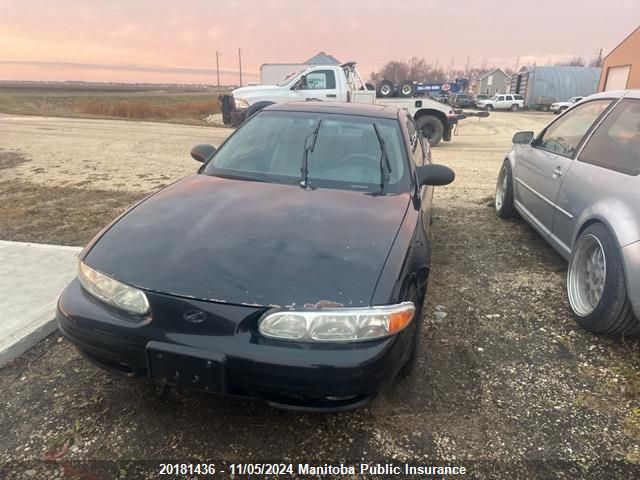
[158,463,468,476]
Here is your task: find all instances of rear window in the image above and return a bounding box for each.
[513,95,524,100]
[579,99,640,176]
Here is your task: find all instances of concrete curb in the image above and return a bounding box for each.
[0,240,82,367]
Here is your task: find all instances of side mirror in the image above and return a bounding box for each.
[190,144,217,163]
[416,164,455,187]
[512,131,534,144]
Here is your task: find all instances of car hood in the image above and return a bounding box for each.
[83,175,410,307]
[232,84,283,98]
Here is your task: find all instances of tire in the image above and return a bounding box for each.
[541,105,550,112]
[567,223,640,335]
[399,81,415,98]
[246,101,274,120]
[377,80,395,98]
[399,283,425,377]
[416,115,444,146]
[364,82,375,91]
[495,160,517,218]
[510,103,519,111]
[486,104,494,111]
[559,106,568,114]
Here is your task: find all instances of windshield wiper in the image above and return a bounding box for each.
[373,123,392,193]
[300,120,321,188]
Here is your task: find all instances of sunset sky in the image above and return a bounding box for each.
[0,0,638,84]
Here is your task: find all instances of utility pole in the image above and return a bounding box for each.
[238,48,243,86]
[216,50,221,89]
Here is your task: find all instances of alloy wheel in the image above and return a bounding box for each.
[568,234,607,316]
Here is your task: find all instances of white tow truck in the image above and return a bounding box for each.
[219,62,487,146]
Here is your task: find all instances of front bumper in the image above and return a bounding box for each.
[57,280,412,412]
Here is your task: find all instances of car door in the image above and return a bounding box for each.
[292,69,340,102]
[495,95,506,109]
[514,99,613,236]
[553,98,637,256]
[504,95,514,108]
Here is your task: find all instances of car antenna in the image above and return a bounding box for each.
[372,123,392,194]
[300,120,322,189]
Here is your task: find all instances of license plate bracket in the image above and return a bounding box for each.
[146,341,226,393]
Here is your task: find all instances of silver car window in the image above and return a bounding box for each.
[579,99,640,176]
[535,100,612,157]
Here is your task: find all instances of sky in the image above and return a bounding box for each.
[0,0,638,84]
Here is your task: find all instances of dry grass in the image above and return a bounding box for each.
[75,98,219,120]
[0,180,147,246]
[0,91,223,125]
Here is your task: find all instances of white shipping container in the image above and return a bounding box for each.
[260,63,308,85]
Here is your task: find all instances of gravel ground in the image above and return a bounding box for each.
[1,111,640,479]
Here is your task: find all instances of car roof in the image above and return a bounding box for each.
[263,101,400,120]
[584,90,640,101]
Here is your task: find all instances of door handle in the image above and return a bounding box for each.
[326,94,337,98]
[553,166,563,178]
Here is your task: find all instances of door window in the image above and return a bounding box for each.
[579,99,640,176]
[301,70,336,90]
[497,96,505,101]
[534,100,612,157]
[506,95,513,101]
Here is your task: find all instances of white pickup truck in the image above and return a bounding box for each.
[219,62,485,146]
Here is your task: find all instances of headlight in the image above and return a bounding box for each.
[258,302,415,342]
[78,261,150,316]
[233,97,249,109]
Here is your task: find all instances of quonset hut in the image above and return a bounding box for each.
[510,66,601,109]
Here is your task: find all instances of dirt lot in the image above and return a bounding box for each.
[1,111,640,479]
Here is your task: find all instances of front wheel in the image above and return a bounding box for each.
[495,160,517,218]
[486,104,494,111]
[416,115,444,146]
[567,224,640,335]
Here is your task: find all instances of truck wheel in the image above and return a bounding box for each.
[364,82,375,91]
[559,106,568,113]
[399,81,415,98]
[567,223,640,335]
[486,104,494,111]
[510,104,519,111]
[246,101,274,120]
[416,115,444,146]
[377,80,395,98]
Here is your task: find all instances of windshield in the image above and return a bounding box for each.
[277,69,308,86]
[203,111,409,193]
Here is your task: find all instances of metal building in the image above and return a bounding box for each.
[599,26,640,91]
[303,52,341,65]
[510,66,601,108]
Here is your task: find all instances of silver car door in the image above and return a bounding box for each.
[514,99,613,236]
[554,98,638,256]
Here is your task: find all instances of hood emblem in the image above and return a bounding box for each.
[183,309,206,323]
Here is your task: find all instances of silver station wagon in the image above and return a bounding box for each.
[495,90,640,335]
